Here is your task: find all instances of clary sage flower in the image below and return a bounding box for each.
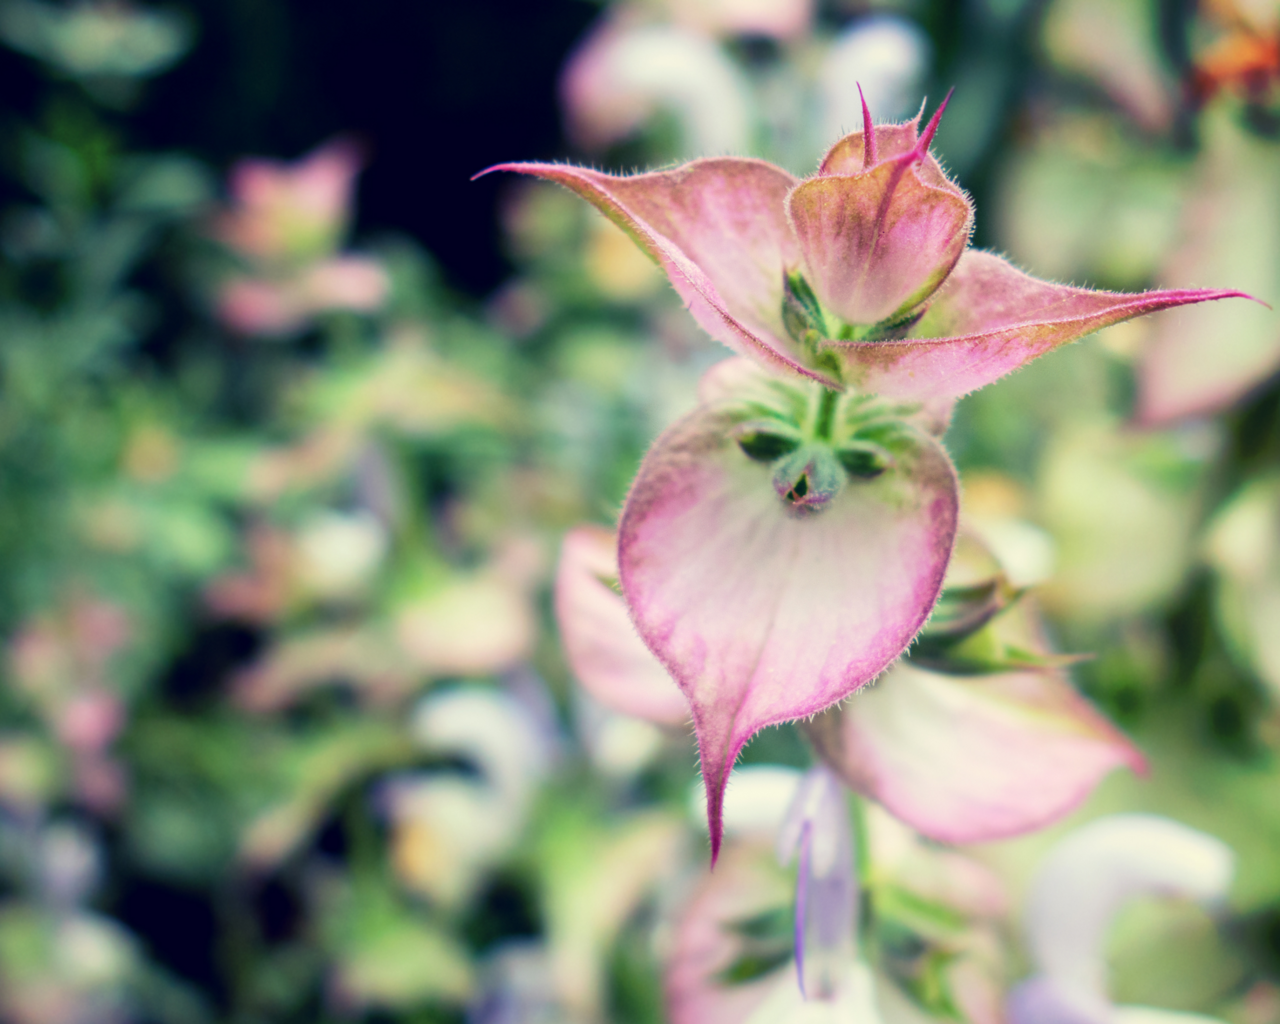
[482,94,1246,857]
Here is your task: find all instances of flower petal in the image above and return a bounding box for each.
[805,662,1146,844]
[555,525,690,726]
[787,155,972,326]
[619,403,957,859]
[776,767,857,1001]
[476,160,834,384]
[829,250,1252,403]
[1006,976,1109,1024]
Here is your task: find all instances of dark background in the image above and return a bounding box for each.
[0,0,601,296]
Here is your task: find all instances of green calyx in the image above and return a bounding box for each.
[732,382,916,512]
[781,269,928,358]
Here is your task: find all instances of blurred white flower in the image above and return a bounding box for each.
[385,688,555,906]
[817,17,931,146]
[39,821,100,909]
[295,509,387,600]
[561,18,752,155]
[574,692,666,780]
[1009,814,1234,1024]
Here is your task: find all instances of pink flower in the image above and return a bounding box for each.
[560,17,752,155]
[664,773,1008,1023]
[215,139,363,267]
[217,256,390,337]
[490,95,1245,859]
[212,139,390,337]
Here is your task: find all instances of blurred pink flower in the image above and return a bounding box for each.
[215,138,363,266]
[6,595,132,814]
[487,96,1243,858]
[217,255,390,337]
[55,690,123,756]
[560,0,811,153]
[213,139,390,337]
[656,0,812,39]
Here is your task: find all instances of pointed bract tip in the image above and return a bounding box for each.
[857,83,877,167]
[470,162,520,182]
[705,766,730,868]
[1163,287,1264,308]
[913,86,954,159]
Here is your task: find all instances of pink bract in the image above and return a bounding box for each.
[217,255,390,337]
[619,368,957,859]
[559,519,1145,851]
[1136,115,1280,424]
[804,662,1146,844]
[555,525,690,727]
[477,100,1247,400]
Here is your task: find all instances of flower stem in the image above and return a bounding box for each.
[814,387,840,441]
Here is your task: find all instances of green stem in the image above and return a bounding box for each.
[814,387,840,441]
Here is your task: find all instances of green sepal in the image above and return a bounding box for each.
[733,419,804,463]
[912,618,1089,675]
[772,443,847,509]
[782,270,829,351]
[922,575,1020,640]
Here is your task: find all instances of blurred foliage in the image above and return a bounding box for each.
[0,1,1278,1023]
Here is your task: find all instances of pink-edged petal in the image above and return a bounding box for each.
[787,151,972,327]
[806,662,1147,844]
[476,160,836,385]
[554,525,690,727]
[619,405,958,860]
[830,250,1253,403]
